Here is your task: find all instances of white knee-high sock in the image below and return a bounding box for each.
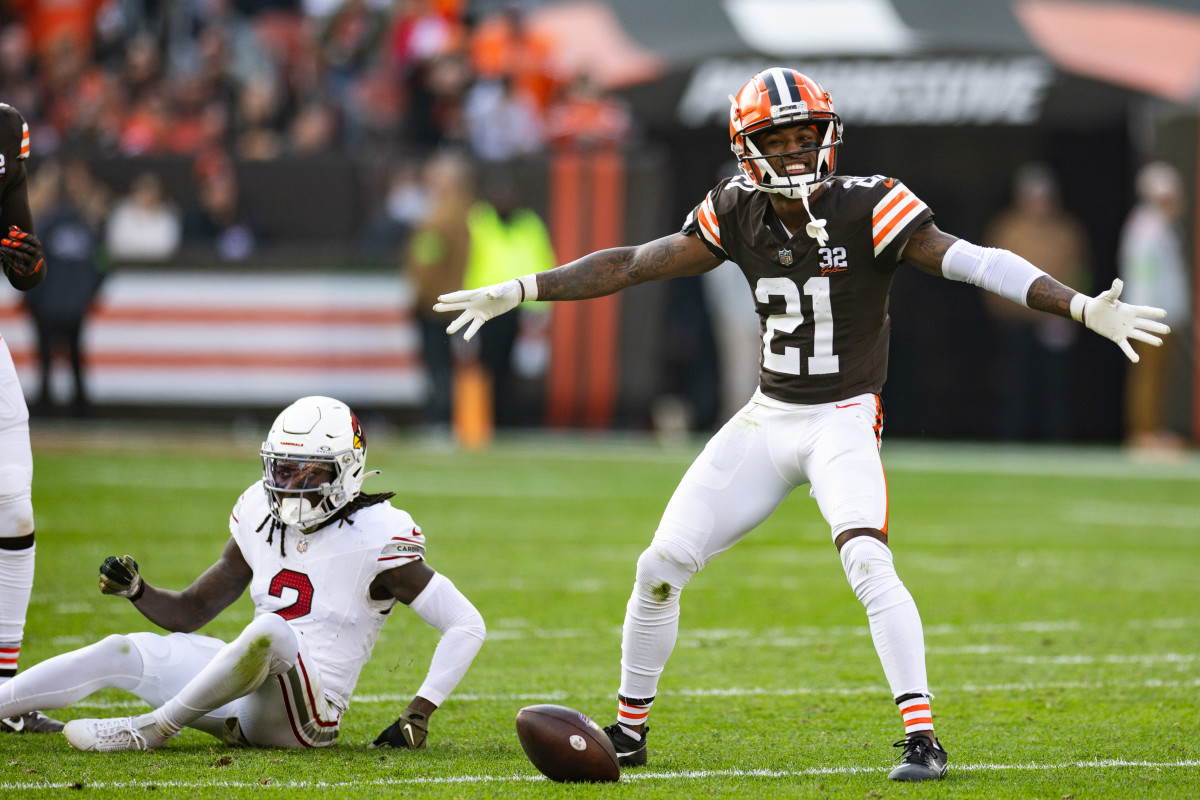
[619,541,699,701]
[840,536,929,698]
[0,543,35,674]
[146,615,297,737]
[0,634,144,718]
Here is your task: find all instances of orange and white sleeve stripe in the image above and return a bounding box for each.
[693,193,727,258]
[871,182,926,256]
[18,122,29,160]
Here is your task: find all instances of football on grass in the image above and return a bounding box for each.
[515,704,620,783]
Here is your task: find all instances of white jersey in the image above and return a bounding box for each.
[229,482,426,711]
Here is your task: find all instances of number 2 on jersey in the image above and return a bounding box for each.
[755,276,840,376]
[269,569,314,620]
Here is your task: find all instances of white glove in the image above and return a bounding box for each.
[1071,278,1170,363]
[433,275,538,341]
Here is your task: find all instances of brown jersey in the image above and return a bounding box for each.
[683,174,933,405]
[0,102,33,233]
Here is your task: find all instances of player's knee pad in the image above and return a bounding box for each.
[839,535,909,613]
[634,539,700,604]
[0,466,34,539]
[94,633,146,665]
[230,613,299,676]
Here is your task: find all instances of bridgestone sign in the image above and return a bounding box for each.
[679,57,1055,127]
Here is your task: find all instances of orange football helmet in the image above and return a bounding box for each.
[729,68,842,199]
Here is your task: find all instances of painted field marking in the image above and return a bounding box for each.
[63,677,1200,710]
[477,616,1194,642]
[2,759,1198,790]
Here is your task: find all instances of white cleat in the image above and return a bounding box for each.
[63,717,158,752]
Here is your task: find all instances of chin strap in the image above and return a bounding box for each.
[800,192,829,246]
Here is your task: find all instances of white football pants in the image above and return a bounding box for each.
[619,391,929,702]
[0,336,35,671]
[0,614,341,747]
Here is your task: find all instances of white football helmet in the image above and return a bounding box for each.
[260,396,368,532]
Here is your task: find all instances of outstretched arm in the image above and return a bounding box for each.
[368,560,486,749]
[99,538,252,633]
[536,232,721,300]
[434,232,721,339]
[903,224,1170,362]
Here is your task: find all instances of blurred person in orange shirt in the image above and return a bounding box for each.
[545,73,631,150]
[8,0,106,60]
[468,2,562,113]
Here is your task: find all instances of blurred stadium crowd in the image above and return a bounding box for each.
[1,0,632,167]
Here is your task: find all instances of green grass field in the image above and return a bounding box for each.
[4,424,1199,798]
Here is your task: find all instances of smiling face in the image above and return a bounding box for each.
[754,123,822,181]
[729,69,842,201]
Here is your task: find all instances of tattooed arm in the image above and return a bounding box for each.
[902,224,1169,361]
[901,223,1077,317]
[128,538,252,633]
[537,233,723,301]
[435,233,722,340]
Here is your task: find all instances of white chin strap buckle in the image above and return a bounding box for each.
[801,193,829,246]
[280,497,313,526]
[805,218,828,246]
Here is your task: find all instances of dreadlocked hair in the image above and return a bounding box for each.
[257,492,396,556]
[329,491,396,528]
[256,513,287,557]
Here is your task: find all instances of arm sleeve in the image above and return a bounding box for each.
[408,572,486,706]
[941,239,1049,308]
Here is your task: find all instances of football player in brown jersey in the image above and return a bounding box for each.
[0,102,60,735]
[435,68,1171,781]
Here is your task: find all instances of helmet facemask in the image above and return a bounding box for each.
[729,68,843,200]
[260,396,368,534]
[736,116,841,200]
[262,451,361,531]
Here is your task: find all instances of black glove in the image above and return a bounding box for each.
[1,227,45,290]
[99,555,144,600]
[370,706,429,749]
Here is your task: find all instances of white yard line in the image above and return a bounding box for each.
[65,677,1200,710]
[478,616,1194,642]
[3,759,1198,790]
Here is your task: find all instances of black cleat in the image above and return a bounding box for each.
[888,735,949,781]
[0,710,66,734]
[603,722,648,767]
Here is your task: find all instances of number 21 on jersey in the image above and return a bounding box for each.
[755,276,840,376]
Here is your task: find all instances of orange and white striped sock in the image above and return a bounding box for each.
[897,694,934,737]
[0,641,18,680]
[616,695,652,738]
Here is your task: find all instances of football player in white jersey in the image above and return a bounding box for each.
[433,68,1171,781]
[0,102,59,735]
[0,396,486,752]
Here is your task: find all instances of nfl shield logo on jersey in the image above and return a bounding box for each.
[778,249,793,266]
